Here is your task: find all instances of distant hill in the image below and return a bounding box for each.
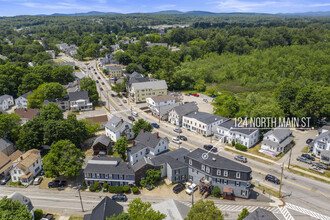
[40,10,330,17]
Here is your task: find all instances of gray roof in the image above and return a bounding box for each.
[165,148,189,160]
[315,130,330,141]
[262,136,294,149]
[0,138,13,152]
[83,196,123,220]
[172,102,199,117]
[321,150,330,158]
[264,128,292,141]
[84,157,134,175]
[184,111,227,125]
[152,199,190,220]
[75,72,86,80]
[156,103,181,116]
[151,154,186,169]
[105,115,131,132]
[0,54,7,60]
[8,192,33,211]
[92,135,111,148]
[132,156,153,172]
[135,131,166,149]
[186,148,252,172]
[218,119,258,135]
[147,42,168,47]
[244,207,278,220]
[128,142,148,155]
[68,91,89,101]
[19,92,33,99]
[108,65,122,71]
[0,95,13,104]
[132,80,167,91]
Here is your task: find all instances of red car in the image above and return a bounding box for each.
[192,93,199,97]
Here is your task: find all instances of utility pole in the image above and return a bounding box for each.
[210,124,213,144]
[158,105,161,124]
[279,163,284,198]
[78,186,84,212]
[192,191,194,206]
[287,148,293,169]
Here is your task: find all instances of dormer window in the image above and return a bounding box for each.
[217,170,221,176]
[236,172,240,179]
[206,167,210,173]
[201,164,205,171]
[224,170,228,177]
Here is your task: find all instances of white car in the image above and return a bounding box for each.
[132,111,139,117]
[33,176,43,185]
[185,182,198,195]
[123,99,127,103]
[172,137,181,144]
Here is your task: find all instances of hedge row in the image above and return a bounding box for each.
[235,143,247,152]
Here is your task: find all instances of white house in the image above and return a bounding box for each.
[68,91,93,111]
[0,95,14,111]
[10,149,42,185]
[146,95,176,109]
[128,130,169,165]
[182,111,227,136]
[105,116,134,142]
[260,127,294,157]
[8,192,34,217]
[168,102,199,125]
[215,119,259,148]
[15,92,32,109]
[312,125,330,162]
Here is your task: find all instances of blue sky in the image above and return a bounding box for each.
[0,0,330,16]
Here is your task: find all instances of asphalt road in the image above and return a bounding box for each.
[56,55,330,218]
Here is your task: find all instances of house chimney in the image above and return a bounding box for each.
[142,128,145,133]
[24,108,27,112]
[20,156,23,160]
[132,140,135,146]
[194,112,197,115]
[121,119,123,123]
[156,132,159,139]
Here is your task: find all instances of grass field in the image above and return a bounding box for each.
[247,143,285,161]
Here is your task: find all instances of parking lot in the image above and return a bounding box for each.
[181,93,214,114]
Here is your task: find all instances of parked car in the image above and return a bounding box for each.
[265,174,280,185]
[96,80,99,83]
[314,162,329,170]
[94,72,97,75]
[185,182,198,195]
[296,156,312,164]
[100,87,103,91]
[132,111,139,117]
[192,93,199,97]
[178,135,187,141]
[33,176,43,185]
[111,94,115,97]
[101,82,105,85]
[301,154,315,161]
[173,183,185,194]
[234,155,247,163]
[41,213,54,220]
[173,128,182,133]
[151,123,159,128]
[122,99,127,103]
[203,99,208,103]
[211,94,216,98]
[111,194,127,202]
[0,175,10,185]
[59,180,67,187]
[118,103,123,106]
[172,137,181,144]
[306,139,313,144]
[128,116,135,121]
[309,165,325,174]
[203,144,217,152]
[48,180,60,188]
[185,93,190,96]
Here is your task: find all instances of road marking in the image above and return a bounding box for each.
[278,206,294,220]
[286,203,330,220]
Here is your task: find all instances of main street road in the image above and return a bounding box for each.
[59,55,330,217]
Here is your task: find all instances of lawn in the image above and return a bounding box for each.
[7,180,24,187]
[52,58,66,63]
[69,215,84,220]
[290,164,330,182]
[287,168,330,184]
[225,147,273,165]
[247,143,285,161]
[301,146,309,153]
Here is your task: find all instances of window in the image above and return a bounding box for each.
[236,172,241,179]
[217,170,221,176]
[141,152,142,155]
[206,167,210,173]
[189,159,192,165]
[241,190,247,196]
[136,154,138,157]
[236,181,240,186]
[201,164,205,171]
[224,179,228,185]
[224,170,228,177]
[189,175,193,181]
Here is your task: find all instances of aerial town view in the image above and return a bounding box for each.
[0,0,329,220]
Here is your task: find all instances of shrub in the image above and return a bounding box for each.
[231,140,235,146]
[95,190,100,192]
[132,186,139,194]
[34,209,43,220]
[94,182,100,190]
[212,186,221,198]
[123,185,130,193]
[89,185,96,192]
[108,185,115,193]
[103,183,108,189]
[235,143,247,152]
[116,186,123,193]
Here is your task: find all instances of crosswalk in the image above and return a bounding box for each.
[286,203,330,220]
[278,206,294,220]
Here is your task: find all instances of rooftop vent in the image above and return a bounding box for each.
[212,157,216,161]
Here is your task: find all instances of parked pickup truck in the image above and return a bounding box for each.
[296,156,312,164]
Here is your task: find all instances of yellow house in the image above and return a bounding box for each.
[130,80,168,103]
[105,65,123,78]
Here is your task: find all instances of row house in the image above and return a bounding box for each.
[84,157,135,186]
[182,111,227,136]
[215,119,259,148]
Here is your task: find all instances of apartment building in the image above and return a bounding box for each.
[129,80,167,103]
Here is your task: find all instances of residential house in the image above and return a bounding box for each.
[83,196,123,220]
[105,65,123,78]
[127,130,169,165]
[65,80,80,93]
[185,148,253,199]
[110,44,120,51]
[43,99,70,111]
[168,102,199,126]
[0,54,7,60]
[74,72,86,81]
[215,119,259,148]
[8,192,34,217]
[151,199,190,220]
[146,42,168,47]
[260,127,294,157]
[125,71,149,95]
[10,149,43,185]
[100,53,119,67]
[14,109,40,124]
[68,91,93,111]
[146,94,176,109]
[0,94,14,111]
[84,157,135,186]
[65,45,78,56]
[56,43,68,51]
[312,125,330,162]
[0,138,16,156]
[15,92,33,109]
[85,115,108,129]
[45,50,55,59]
[243,207,279,220]
[130,80,168,103]
[0,150,22,179]
[92,135,112,155]
[151,102,181,121]
[105,116,134,142]
[182,112,227,136]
